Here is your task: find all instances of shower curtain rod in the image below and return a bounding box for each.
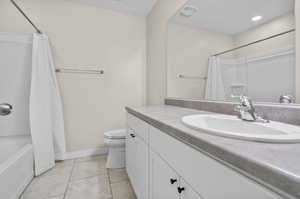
[10,0,42,34]
[212,29,295,57]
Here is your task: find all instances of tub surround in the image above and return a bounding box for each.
[0,135,34,199]
[126,105,300,199]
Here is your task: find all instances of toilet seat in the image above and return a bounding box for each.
[104,129,126,140]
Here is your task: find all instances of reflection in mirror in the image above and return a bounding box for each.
[167,0,296,104]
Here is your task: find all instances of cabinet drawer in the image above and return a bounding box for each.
[127,113,149,143]
[149,126,281,199]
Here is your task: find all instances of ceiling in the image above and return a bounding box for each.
[71,0,157,16]
[170,0,295,35]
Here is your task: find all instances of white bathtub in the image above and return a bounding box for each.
[0,136,34,199]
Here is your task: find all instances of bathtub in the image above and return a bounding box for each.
[0,136,34,199]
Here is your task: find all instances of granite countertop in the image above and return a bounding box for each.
[126,105,300,199]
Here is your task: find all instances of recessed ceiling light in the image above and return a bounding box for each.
[180,5,198,18]
[251,15,262,22]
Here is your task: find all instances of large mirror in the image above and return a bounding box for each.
[167,0,296,104]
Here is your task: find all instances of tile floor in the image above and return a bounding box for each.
[20,155,136,199]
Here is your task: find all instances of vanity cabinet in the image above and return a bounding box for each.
[126,128,138,191]
[149,150,203,199]
[126,115,149,199]
[149,150,180,199]
[126,113,282,199]
[180,178,204,199]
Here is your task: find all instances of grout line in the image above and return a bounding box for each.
[73,154,107,163]
[68,172,109,183]
[62,160,76,199]
[107,168,114,199]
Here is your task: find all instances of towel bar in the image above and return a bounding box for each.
[178,74,207,80]
[55,68,104,75]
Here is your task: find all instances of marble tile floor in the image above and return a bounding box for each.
[20,155,136,199]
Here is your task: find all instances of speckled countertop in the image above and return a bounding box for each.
[126,105,300,199]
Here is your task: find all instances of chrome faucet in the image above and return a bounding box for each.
[232,95,269,123]
[279,95,294,104]
[0,103,13,116]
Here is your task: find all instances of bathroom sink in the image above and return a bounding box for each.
[182,114,300,143]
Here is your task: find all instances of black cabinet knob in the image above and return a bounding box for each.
[177,187,185,194]
[170,178,177,184]
[130,133,136,138]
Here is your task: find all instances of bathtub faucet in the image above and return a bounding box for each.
[0,103,13,116]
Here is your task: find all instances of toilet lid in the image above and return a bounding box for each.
[104,129,126,139]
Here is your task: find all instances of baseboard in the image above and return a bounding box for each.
[62,147,108,160]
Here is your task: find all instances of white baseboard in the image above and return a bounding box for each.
[62,147,108,160]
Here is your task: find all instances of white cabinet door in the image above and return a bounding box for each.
[150,126,281,199]
[127,113,149,143]
[126,125,149,199]
[126,128,137,190]
[149,151,179,199]
[180,179,204,199]
[135,136,149,199]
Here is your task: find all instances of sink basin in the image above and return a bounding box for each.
[182,114,300,143]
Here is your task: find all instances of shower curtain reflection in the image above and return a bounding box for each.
[205,56,226,100]
[205,47,295,103]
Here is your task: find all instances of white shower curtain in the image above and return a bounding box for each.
[205,56,226,100]
[30,33,66,175]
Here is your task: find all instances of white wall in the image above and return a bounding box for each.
[296,0,300,103]
[0,0,146,152]
[146,0,187,105]
[167,23,234,99]
[234,13,295,57]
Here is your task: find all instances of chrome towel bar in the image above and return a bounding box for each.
[178,74,207,80]
[55,68,104,75]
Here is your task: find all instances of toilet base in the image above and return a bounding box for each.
[106,147,125,169]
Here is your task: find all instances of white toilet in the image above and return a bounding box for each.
[104,129,126,169]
